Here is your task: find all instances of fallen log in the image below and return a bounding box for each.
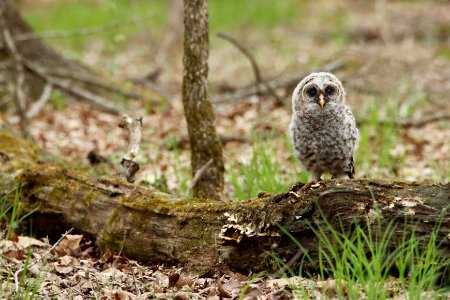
[0,128,448,275]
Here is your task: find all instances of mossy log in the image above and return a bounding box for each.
[0,128,449,275]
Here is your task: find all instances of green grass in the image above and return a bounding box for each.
[1,187,43,299]
[275,194,450,299]
[356,100,400,179]
[230,134,308,200]
[1,187,36,239]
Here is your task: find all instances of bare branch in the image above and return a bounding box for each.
[24,60,120,114]
[212,60,345,104]
[28,83,53,119]
[118,115,143,183]
[357,112,450,128]
[216,32,283,105]
[399,112,450,128]
[0,10,29,137]
[14,15,154,42]
[185,159,214,197]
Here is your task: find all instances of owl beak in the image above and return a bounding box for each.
[319,94,326,108]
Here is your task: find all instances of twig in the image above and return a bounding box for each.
[162,134,251,150]
[28,83,53,119]
[14,228,74,293]
[216,32,283,105]
[46,68,142,100]
[185,159,214,197]
[118,115,143,183]
[23,60,120,114]
[271,249,303,278]
[8,83,53,125]
[212,60,345,104]
[14,15,154,42]
[399,112,450,128]
[357,112,450,128]
[0,10,30,138]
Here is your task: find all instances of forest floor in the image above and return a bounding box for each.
[1,0,449,299]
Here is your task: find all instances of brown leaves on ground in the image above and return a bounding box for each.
[0,232,346,299]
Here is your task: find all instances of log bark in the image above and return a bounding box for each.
[0,128,449,275]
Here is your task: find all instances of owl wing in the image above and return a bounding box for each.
[343,106,358,178]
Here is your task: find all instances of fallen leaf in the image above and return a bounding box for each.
[100,248,113,264]
[17,236,47,248]
[217,280,232,298]
[5,249,25,260]
[169,272,180,288]
[55,234,83,256]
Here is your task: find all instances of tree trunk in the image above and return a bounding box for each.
[1,128,449,275]
[181,0,224,200]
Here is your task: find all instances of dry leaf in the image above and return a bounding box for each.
[55,234,83,256]
[5,249,25,260]
[17,236,47,248]
[100,248,113,263]
[169,272,180,288]
[53,255,78,274]
[316,279,347,298]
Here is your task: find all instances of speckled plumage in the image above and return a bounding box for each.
[289,72,359,181]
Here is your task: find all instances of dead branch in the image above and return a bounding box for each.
[118,115,143,183]
[399,112,450,128]
[161,134,261,150]
[185,158,213,196]
[46,68,142,101]
[27,83,53,118]
[216,32,283,105]
[357,112,450,128]
[212,60,345,104]
[8,83,53,125]
[24,60,120,114]
[14,15,154,42]
[0,9,29,137]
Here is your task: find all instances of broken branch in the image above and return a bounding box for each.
[216,32,283,105]
[118,115,143,183]
[212,60,345,104]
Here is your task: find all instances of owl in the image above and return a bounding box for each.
[289,72,359,185]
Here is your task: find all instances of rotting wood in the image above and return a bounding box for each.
[0,129,448,275]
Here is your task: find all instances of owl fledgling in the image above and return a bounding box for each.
[289,72,359,185]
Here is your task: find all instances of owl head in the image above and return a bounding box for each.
[292,72,346,112]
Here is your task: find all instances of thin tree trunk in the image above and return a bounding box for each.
[181,0,224,200]
[1,128,449,275]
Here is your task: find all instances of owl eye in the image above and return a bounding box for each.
[325,86,335,96]
[306,87,317,97]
